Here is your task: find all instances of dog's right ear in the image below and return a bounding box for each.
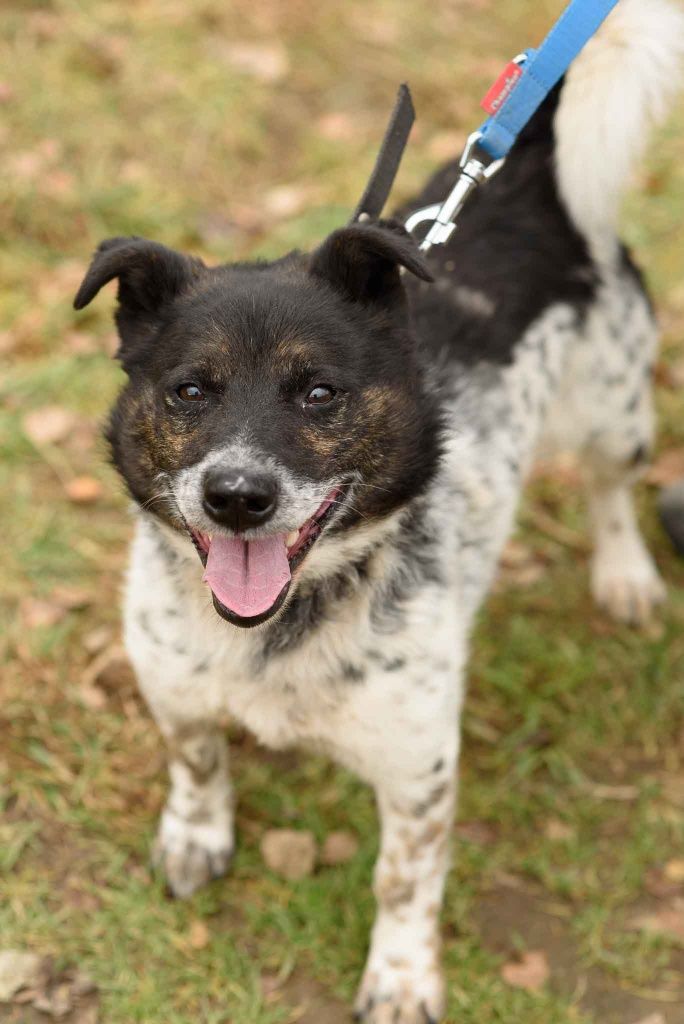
[74,237,205,347]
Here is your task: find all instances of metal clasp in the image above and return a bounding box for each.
[405,130,504,252]
[405,53,529,253]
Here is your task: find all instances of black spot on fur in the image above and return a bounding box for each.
[413,783,448,818]
[630,442,650,467]
[341,661,366,682]
[371,505,443,634]
[261,555,373,657]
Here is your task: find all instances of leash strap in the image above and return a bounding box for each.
[351,83,415,223]
[478,0,620,161]
[406,0,622,250]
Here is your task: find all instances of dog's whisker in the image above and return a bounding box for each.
[139,490,173,512]
[326,497,369,522]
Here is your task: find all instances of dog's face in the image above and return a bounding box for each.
[74,224,440,627]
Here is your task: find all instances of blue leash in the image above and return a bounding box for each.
[406,0,622,250]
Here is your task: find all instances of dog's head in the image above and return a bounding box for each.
[74,223,440,627]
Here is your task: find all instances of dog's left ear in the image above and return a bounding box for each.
[309,223,434,306]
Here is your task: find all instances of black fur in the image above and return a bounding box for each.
[397,83,598,372]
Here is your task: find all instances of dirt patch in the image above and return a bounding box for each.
[475,884,684,1023]
[271,971,350,1024]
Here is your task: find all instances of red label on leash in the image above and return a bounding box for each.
[481,62,524,114]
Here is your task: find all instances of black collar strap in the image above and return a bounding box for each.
[351,83,415,224]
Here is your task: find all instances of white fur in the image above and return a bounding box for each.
[555,0,684,257]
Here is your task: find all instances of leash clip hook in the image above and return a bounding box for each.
[405,130,504,251]
[405,52,528,252]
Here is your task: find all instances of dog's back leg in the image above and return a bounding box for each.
[582,274,666,624]
[543,268,665,624]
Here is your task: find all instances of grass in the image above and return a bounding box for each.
[1,1,684,1022]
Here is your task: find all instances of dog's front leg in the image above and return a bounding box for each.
[355,731,458,1024]
[152,724,234,898]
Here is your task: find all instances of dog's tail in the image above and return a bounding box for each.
[554,0,684,257]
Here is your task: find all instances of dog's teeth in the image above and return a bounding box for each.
[286,530,299,548]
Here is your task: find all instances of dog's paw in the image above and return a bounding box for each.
[591,546,666,625]
[152,809,234,899]
[354,961,445,1024]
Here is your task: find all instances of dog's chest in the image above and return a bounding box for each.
[125,526,396,749]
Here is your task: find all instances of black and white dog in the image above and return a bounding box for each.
[74,3,682,1020]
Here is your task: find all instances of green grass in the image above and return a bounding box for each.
[1,1,684,1022]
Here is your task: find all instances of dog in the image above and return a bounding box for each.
[73,2,683,1020]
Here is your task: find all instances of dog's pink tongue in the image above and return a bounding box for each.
[203,534,291,618]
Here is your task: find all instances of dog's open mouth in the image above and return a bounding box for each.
[190,487,344,628]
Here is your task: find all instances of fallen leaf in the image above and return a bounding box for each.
[350,10,400,44]
[464,715,501,744]
[0,82,14,103]
[662,776,684,808]
[8,150,46,181]
[320,831,359,866]
[50,585,93,610]
[263,184,311,219]
[79,685,108,711]
[501,950,550,992]
[187,920,210,949]
[455,820,498,845]
[645,867,681,899]
[0,330,17,355]
[27,11,62,40]
[225,42,289,82]
[65,476,104,504]
[667,358,684,390]
[81,644,137,698]
[33,980,73,1016]
[41,169,75,198]
[22,405,77,445]
[317,112,357,142]
[64,331,99,356]
[544,818,575,842]
[630,899,684,942]
[496,539,547,588]
[260,829,317,880]
[82,625,113,655]
[500,539,534,568]
[0,950,48,1000]
[646,449,684,487]
[71,1006,99,1024]
[665,859,684,884]
[531,452,583,488]
[260,972,281,1001]
[583,780,639,801]
[20,598,67,630]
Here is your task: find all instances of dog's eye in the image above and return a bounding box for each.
[176,383,205,402]
[305,385,336,406]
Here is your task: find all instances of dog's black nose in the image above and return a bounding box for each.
[202,469,278,531]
